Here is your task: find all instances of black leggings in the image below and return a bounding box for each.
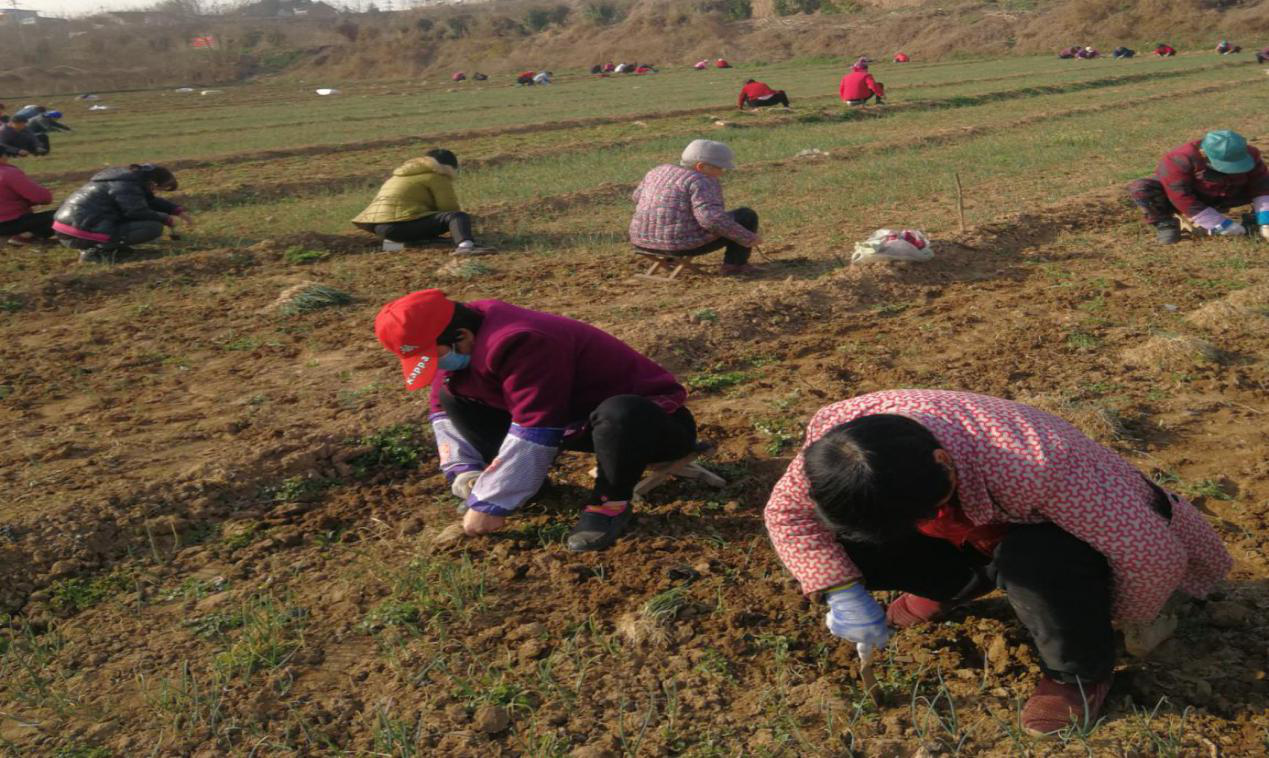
[747,92,790,108]
[355,211,473,244]
[639,207,758,265]
[0,210,54,239]
[438,389,697,503]
[840,523,1115,683]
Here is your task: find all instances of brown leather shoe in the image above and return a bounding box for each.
[1021,675,1113,736]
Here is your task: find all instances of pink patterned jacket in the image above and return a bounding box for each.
[763,390,1233,623]
[628,164,759,251]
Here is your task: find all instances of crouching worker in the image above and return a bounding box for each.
[1128,130,1269,244]
[839,58,884,105]
[353,149,491,254]
[53,163,190,263]
[764,389,1233,736]
[630,139,762,275]
[376,289,697,552]
[0,151,55,244]
[738,79,790,109]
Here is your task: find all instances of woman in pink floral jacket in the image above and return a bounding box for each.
[764,389,1231,735]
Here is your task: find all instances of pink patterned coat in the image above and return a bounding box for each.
[763,390,1233,623]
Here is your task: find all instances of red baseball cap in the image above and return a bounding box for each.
[374,289,456,392]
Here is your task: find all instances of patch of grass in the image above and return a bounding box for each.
[48,570,133,614]
[283,246,328,264]
[754,417,802,456]
[222,522,263,553]
[1065,330,1100,352]
[349,423,431,475]
[277,283,353,315]
[184,609,247,640]
[211,594,305,679]
[222,335,262,352]
[365,554,489,635]
[687,369,752,393]
[691,307,718,322]
[0,290,25,313]
[264,475,336,503]
[1182,478,1233,501]
[361,599,421,632]
[642,586,688,624]
[53,746,113,758]
[140,659,227,733]
[443,259,492,280]
[373,706,421,757]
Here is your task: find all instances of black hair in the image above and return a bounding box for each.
[11,115,27,125]
[803,414,951,543]
[745,79,756,84]
[131,163,178,191]
[426,148,459,170]
[437,302,483,346]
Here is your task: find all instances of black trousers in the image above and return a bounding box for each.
[840,523,1115,683]
[0,210,54,238]
[438,389,697,503]
[747,92,790,108]
[846,93,882,105]
[355,211,473,244]
[1127,177,1256,226]
[55,220,166,250]
[639,208,758,265]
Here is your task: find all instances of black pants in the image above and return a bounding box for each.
[747,92,790,108]
[1257,52,1268,64]
[640,208,758,265]
[0,210,54,239]
[355,211,473,244]
[438,389,697,503]
[840,524,1114,683]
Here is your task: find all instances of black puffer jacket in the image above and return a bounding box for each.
[0,126,42,157]
[53,167,180,240]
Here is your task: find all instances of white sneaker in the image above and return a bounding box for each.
[454,240,494,255]
[382,239,405,252]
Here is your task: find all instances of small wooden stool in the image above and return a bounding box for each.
[588,442,727,498]
[633,250,709,281]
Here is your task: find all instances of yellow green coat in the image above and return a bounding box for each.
[352,157,460,224]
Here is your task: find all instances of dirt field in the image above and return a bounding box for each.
[1,54,1267,756]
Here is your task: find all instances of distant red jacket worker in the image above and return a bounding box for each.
[737,80,790,109]
[715,58,731,68]
[839,61,884,104]
[1154,43,1176,56]
[893,52,910,63]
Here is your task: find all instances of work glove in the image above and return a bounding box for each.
[825,583,891,649]
[1215,218,1246,236]
[1261,225,1269,241]
[451,470,481,499]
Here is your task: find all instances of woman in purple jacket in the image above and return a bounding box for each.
[375,289,698,551]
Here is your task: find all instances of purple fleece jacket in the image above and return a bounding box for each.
[428,300,685,515]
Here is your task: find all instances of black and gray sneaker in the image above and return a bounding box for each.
[1154,221,1181,245]
[566,506,634,552]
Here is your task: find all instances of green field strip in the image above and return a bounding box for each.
[26,56,1225,177]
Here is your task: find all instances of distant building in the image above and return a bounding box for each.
[95,11,184,27]
[0,8,40,26]
[237,0,340,18]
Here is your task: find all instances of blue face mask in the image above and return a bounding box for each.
[438,351,470,371]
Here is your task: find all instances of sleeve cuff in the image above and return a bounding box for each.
[467,498,515,516]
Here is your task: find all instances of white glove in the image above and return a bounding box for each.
[825,583,891,649]
[1260,225,1269,241]
[451,470,481,499]
[1215,219,1246,236]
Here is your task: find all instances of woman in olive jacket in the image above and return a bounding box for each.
[353,149,490,254]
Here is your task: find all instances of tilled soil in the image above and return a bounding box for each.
[2,101,1268,756]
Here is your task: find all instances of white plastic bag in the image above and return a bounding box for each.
[315,88,340,96]
[851,228,933,264]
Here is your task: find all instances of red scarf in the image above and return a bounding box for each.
[915,501,1010,555]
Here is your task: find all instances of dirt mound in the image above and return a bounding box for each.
[1122,333,1223,373]
[1185,283,1269,333]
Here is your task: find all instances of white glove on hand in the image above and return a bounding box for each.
[1260,225,1269,241]
[451,470,481,499]
[1215,219,1246,236]
[825,583,891,649]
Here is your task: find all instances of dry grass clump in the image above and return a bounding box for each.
[617,586,688,646]
[1121,334,1222,373]
[1185,284,1269,333]
[266,281,354,316]
[1019,393,1133,444]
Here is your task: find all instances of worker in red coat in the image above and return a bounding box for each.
[839,58,884,105]
[737,79,790,109]
[893,52,910,63]
[1154,43,1177,56]
[715,58,731,69]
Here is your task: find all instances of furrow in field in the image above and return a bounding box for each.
[27,63,1230,187]
[156,67,1239,214]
